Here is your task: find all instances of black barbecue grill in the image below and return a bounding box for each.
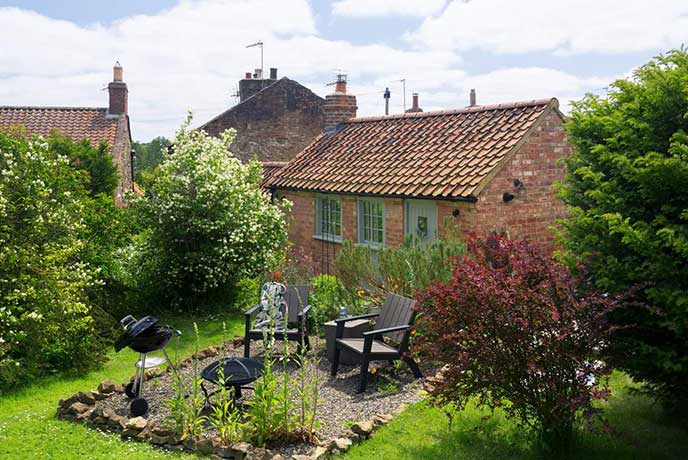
[114,315,180,416]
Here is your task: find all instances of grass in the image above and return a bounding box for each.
[339,372,688,460]
[2,316,686,460]
[0,312,244,460]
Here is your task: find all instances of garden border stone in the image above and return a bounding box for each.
[55,337,412,460]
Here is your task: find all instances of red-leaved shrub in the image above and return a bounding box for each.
[416,234,618,454]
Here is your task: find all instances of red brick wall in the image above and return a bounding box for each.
[438,108,570,252]
[279,107,570,267]
[201,78,324,163]
[384,198,405,248]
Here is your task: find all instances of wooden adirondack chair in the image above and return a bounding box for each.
[331,293,422,393]
[244,285,311,358]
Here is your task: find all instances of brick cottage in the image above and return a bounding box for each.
[0,62,134,205]
[266,79,571,270]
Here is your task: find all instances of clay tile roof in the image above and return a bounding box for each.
[261,161,288,188]
[268,98,559,200]
[0,106,119,146]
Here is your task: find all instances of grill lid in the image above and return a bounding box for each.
[114,315,160,352]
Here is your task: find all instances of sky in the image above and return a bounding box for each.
[0,0,686,141]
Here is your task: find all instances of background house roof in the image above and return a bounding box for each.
[0,106,119,146]
[268,98,559,200]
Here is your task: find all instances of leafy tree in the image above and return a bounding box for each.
[417,234,618,455]
[133,115,289,309]
[50,132,119,196]
[132,136,170,183]
[559,48,688,402]
[0,131,105,388]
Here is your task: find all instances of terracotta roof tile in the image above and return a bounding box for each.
[268,98,557,199]
[261,161,287,188]
[0,106,119,146]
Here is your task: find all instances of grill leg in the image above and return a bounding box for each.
[162,349,178,375]
[136,353,147,398]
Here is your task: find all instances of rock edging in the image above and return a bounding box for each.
[55,338,410,460]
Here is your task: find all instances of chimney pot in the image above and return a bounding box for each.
[269,67,278,79]
[335,80,347,94]
[470,88,477,107]
[113,61,123,82]
[245,72,252,79]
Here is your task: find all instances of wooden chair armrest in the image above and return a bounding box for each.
[297,304,312,318]
[335,312,378,339]
[334,312,379,324]
[363,324,411,337]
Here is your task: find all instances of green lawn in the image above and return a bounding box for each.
[340,372,688,460]
[0,312,244,460]
[2,317,686,460]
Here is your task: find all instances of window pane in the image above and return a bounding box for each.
[317,196,342,237]
[359,200,384,245]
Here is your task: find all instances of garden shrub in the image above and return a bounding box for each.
[334,218,465,301]
[307,274,362,335]
[0,131,105,389]
[559,48,688,403]
[133,114,289,310]
[233,277,261,311]
[417,234,619,455]
[279,246,319,285]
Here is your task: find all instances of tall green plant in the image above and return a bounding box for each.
[133,114,290,309]
[207,366,244,445]
[559,47,688,403]
[165,323,206,439]
[334,217,465,301]
[0,131,104,389]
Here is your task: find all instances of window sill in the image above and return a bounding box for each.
[312,234,343,244]
[355,242,384,250]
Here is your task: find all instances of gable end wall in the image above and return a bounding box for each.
[446,109,569,251]
[113,115,132,206]
[202,81,325,163]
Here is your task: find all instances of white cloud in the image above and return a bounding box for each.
[408,0,688,54]
[332,0,446,18]
[350,67,614,117]
[0,0,632,141]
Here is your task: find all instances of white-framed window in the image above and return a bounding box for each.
[358,198,385,247]
[315,195,342,240]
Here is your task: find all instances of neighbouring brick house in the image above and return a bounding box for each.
[0,62,134,205]
[199,68,325,166]
[267,83,570,270]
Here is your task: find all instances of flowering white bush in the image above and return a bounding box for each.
[0,131,102,388]
[135,114,290,306]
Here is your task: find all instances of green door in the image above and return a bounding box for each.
[405,200,438,240]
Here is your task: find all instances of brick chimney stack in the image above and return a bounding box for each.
[108,61,128,116]
[405,93,423,113]
[239,67,278,102]
[323,74,357,133]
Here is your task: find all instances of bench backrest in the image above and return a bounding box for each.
[375,293,417,345]
[283,285,309,325]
